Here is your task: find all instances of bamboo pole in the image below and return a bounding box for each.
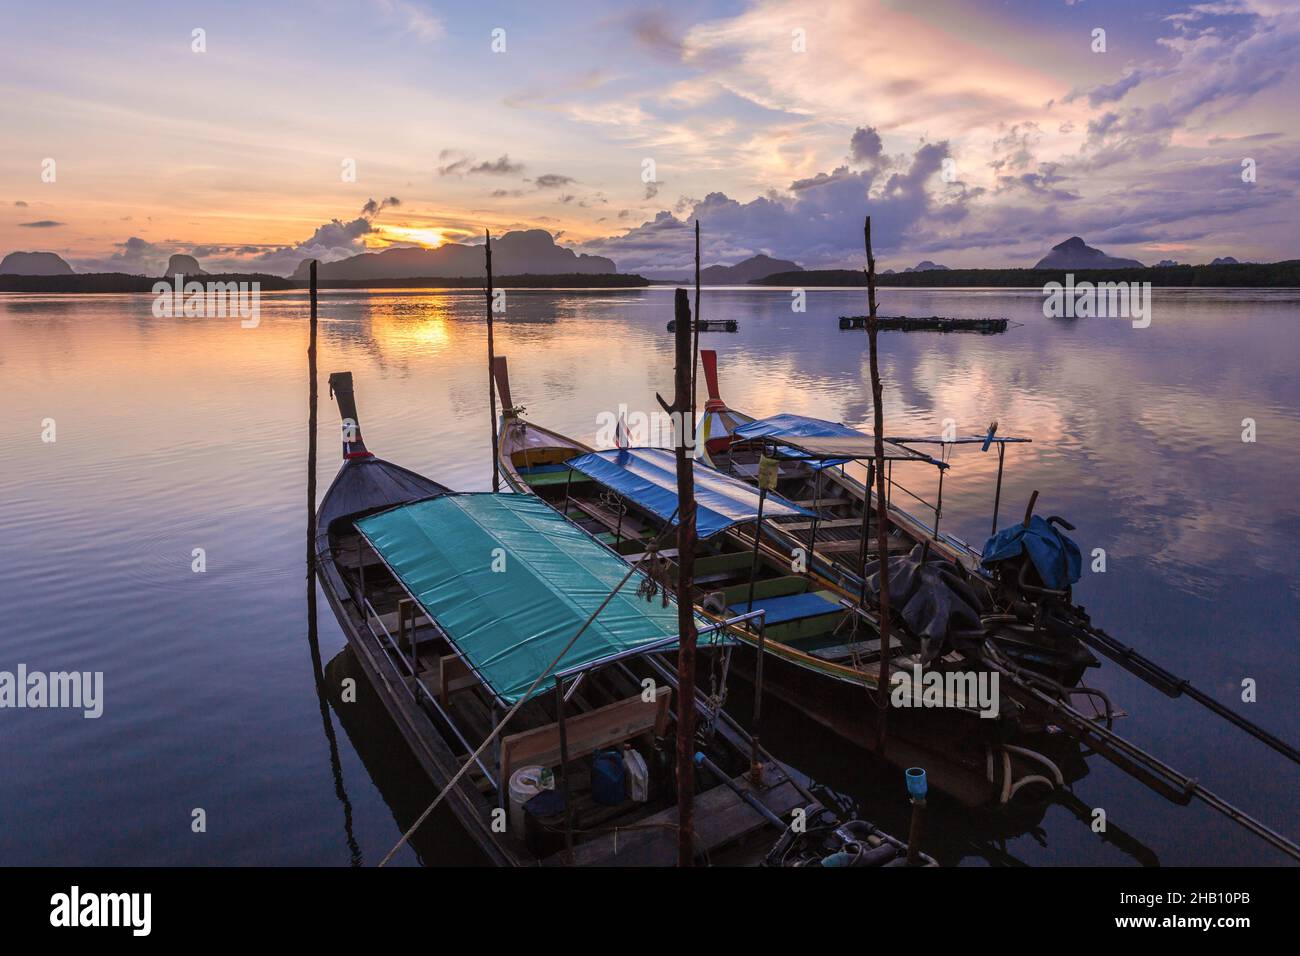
[691,220,701,423]
[660,288,698,866]
[864,218,892,726]
[307,259,319,637]
[486,230,499,492]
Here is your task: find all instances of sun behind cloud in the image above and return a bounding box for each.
[375,225,449,248]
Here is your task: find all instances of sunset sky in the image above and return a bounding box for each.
[2,0,1297,275]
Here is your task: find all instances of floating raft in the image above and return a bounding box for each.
[839,315,1008,333]
[667,318,738,333]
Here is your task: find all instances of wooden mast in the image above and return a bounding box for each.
[691,220,701,423]
[307,259,319,636]
[486,230,499,492]
[864,218,893,729]
[661,288,698,865]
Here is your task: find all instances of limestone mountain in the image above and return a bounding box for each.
[0,251,74,275]
[292,229,616,280]
[698,254,801,284]
[162,254,207,277]
[1033,237,1144,270]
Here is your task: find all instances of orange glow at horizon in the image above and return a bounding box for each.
[373,225,450,249]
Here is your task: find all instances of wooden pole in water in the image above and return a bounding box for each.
[486,230,500,492]
[691,220,701,423]
[307,259,319,637]
[662,287,698,866]
[864,218,892,727]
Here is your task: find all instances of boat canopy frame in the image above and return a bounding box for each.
[730,414,1033,543]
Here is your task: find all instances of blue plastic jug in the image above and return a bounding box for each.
[590,749,626,805]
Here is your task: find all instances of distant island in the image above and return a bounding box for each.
[1033,236,1144,270]
[0,251,75,275]
[291,229,616,280]
[750,235,1296,287]
[0,272,649,293]
[754,260,1300,288]
[4,233,1295,292]
[646,253,803,285]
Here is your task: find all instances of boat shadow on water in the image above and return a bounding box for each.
[324,646,491,866]
[713,672,1160,867]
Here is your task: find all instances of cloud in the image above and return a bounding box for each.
[18,220,63,228]
[534,173,575,189]
[850,126,883,163]
[361,196,401,216]
[469,155,524,175]
[584,134,963,272]
[13,200,28,207]
[439,153,526,177]
[626,9,686,60]
[373,0,443,42]
[71,236,166,275]
[1064,68,1156,107]
[245,197,402,275]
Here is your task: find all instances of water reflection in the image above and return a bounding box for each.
[1,286,1297,865]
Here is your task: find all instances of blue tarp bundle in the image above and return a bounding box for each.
[980,515,1082,590]
[733,413,863,443]
[563,446,812,539]
[731,413,945,468]
[731,413,859,468]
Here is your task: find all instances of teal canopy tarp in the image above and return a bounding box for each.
[563,446,813,539]
[356,494,712,706]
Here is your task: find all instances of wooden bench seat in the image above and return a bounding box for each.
[498,686,672,791]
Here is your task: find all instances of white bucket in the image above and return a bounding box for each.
[623,747,649,802]
[508,765,552,839]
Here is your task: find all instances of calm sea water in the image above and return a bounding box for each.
[1,286,1297,866]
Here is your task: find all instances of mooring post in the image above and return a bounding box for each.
[555,675,574,858]
[857,460,874,608]
[864,217,892,735]
[745,487,767,614]
[691,220,702,423]
[750,615,767,784]
[933,467,945,540]
[905,767,928,865]
[658,288,699,867]
[307,259,319,637]
[486,230,500,492]
[991,441,1006,535]
[806,467,822,573]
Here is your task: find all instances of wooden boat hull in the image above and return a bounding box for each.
[315,455,527,866]
[494,409,1059,808]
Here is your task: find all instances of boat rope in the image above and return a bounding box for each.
[377,519,682,867]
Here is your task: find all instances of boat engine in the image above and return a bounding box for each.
[764,806,907,867]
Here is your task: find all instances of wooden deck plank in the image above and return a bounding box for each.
[773,517,869,532]
[548,764,803,866]
[809,636,903,663]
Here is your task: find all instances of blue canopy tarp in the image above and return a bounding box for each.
[563,446,812,539]
[356,493,714,706]
[980,515,1082,591]
[733,413,946,468]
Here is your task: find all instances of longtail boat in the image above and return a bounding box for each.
[694,349,1100,689]
[689,350,1300,862]
[316,371,930,866]
[494,357,1086,808]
